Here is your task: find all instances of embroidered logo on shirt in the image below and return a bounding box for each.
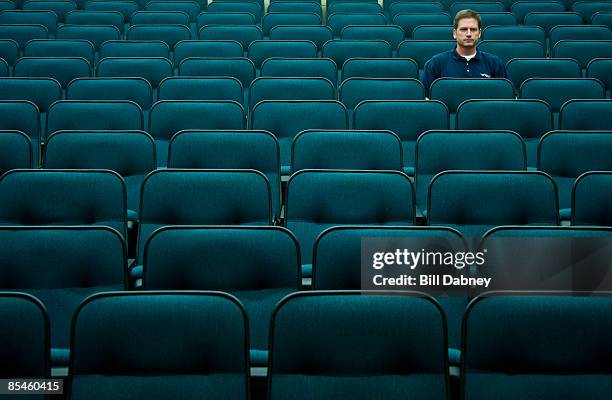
[480,73,491,78]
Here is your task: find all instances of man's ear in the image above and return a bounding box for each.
[452,29,457,39]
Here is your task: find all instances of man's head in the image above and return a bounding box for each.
[453,9,481,53]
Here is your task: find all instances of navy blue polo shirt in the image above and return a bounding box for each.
[422,48,507,92]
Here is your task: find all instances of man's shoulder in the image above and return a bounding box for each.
[477,50,504,65]
[428,49,456,64]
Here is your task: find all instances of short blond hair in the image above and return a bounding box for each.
[454,9,482,30]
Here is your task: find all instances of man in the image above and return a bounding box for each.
[421,9,507,91]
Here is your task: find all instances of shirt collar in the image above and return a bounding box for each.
[453,48,480,61]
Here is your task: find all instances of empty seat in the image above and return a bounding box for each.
[84,0,138,23]
[23,0,76,22]
[331,2,382,14]
[96,57,173,89]
[207,1,262,21]
[250,100,347,173]
[328,13,386,37]
[100,40,170,59]
[46,100,143,142]
[24,39,95,66]
[587,58,612,94]
[0,130,32,174]
[592,11,612,29]
[342,58,418,80]
[0,77,61,114]
[158,76,243,105]
[249,77,334,111]
[397,40,455,72]
[149,100,245,166]
[0,38,18,65]
[269,25,332,50]
[456,99,553,166]
[520,78,605,115]
[339,77,424,113]
[261,57,337,87]
[145,1,201,22]
[168,130,281,220]
[479,12,516,27]
[523,12,583,38]
[66,77,153,111]
[64,10,124,33]
[0,227,125,367]
[450,2,504,16]
[550,26,612,49]
[69,292,248,400]
[511,1,565,23]
[572,171,612,226]
[14,57,91,88]
[197,12,255,29]
[179,57,256,89]
[573,1,612,22]
[247,40,317,69]
[174,40,243,65]
[553,40,612,71]
[322,39,392,69]
[482,25,545,45]
[415,130,526,214]
[393,12,451,37]
[263,12,320,36]
[127,24,191,49]
[412,25,453,40]
[137,169,271,258]
[56,24,121,51]
[0,292,48,381]
[390,2,444,17]
[133,11,190,26]
[463,293,612,400]
[291,129,402,173]
[286,170,414,266]
[268,2,321,15]
[506,58,581,88]
[269,291,448,400]
[354,100,449,175]
[199,25,262,49]
[340,25,405,49]
[429,78,514,114]
[143,226,298,366]
[0,101,40,164]
[559,100,612,131]
[44,130,155,220]
[477,40,545,64]
[0,10,57,35]
[428,171,559,237]
[0,24,47,50]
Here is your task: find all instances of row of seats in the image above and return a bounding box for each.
[4,289,612,399]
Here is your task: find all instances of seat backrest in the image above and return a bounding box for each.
[179,57,256,88]
[23,0,77,22]
[523,12,583,36]
[249,77,334,111]
[56,24,120,50]
[559,99,612,131]
[99,40,169,59]
[586,58,612,92]
[0,10,57,34]
[572,171,612,226]
[145,0,201,22]
[340,25,405,49]
[207,1,262,21]
[14,57,91,88]
[174,40,243,65]
[411,25,453,40]
[0,130,32,173]
[429,78,514,113]
[269,25,332,49]
[479,11,517,27]
[322,39,392,68]
[482,25,545,44]
[0,77,61,113]
[477,40,544,64]
[0,101,40,157]
[66,77,153,110]
[261,57,337,87]
[126,24,191,49]
[510,0,565,23]
[520,78,605,113]
[247,39,317,69]
[158,77,243,105]
[392,12,451,37]
[553,40,612,69]
[0,24,47,49]
[397,40,455,69]
[96,57,173,89]
[573,0,612,22]
[328,12,386,37]
[506,58,581,88]
[199,24,262,49]
[342,58,418,80]
[0,38,18,65]
[263,12,320,36]
[84,0,139,22]
[24,39,95,66]
[268,1,321,15]
[65,10,124,33]
[339,77,424,111]
[134,10,190,26]
[550,26,612,49]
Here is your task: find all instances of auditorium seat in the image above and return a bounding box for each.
[479,12,517,27]
[586,58,612,95]
[247,39,317,70]
[127,24,191,49]
[523,12,583,40]
[199,25,262,49]
[0,38,18,65]
[340,25,405,50]
[572,171,612,226]
[0,10,57,35]
[411,25,453,40]
[23,0,77,22]
[24,39,95,66]
[393,12,451,38]
[429,78,514,116]
[145,1,201,23]
[450,2,504,16]
[174,40,243,64]
[263,12,320,37]
[197,11,255,28]
[65,10,124,33]
[261,57,337,87]
[331,2,382,15]
[249,77,334,111]
[552,40,612,72]
[477,40,545,64]
[328,13,386,37]
[84,0,138,23]
[559,99,612,131]
[66,77,153,111]
[506,58,581,89]
[96,57,172,89]
[390,3,444,18]
[482,25,545,45]
[158,76,243,106]
[269,25,332,50]
[56,25,120,51]
[207,1,263,22]
[397,40,455,76]
[14,57,91,88]
[134,10,190,26]
[573,1,612,22]
[511,1,565,23]
[179,57,255,89]
[550,26,612,50]
[268,2,321,16]
[322,39,392,69]
[0,130,32,174]
[0,25,47,50]
[341,58,418,80]
[340,77,424,116]
[592,11,612,30]
[100,40,170,59]
[0,101,40,165]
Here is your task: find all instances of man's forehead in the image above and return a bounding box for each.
[456,17,479,28]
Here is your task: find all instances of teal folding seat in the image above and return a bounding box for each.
[482,25,545,45]
[143,226,298,367]
[550,26,612,49]
[286,170,414,267]
[0,57,5,75]
[250,100,348,173]
[269,25,332,50]
[262,12,320,36]
[587,58,612,94]
[553,40,612,71]
[0,77,61,114]
[179,57,256,89]
[0,101,39,165]
[479,12,516,27]
[249,77,334,111]
[416,130,526,214]
[511,1,564,23]
[149,100,245,166]
[196,12,255,29]
[269,291,448,400]
[268,2,322,16]
[0,227,126,367]
[428,171,559,237]
[0,0,13,10]
[477,40,545,64]
[339,77,424,115]
[145,1,201,22]
[207,1,262,22]
[572,171,612,226]
[354,99,449,175]
[23,0,76,22]
[0,293,48,382]
[168,130,281,220]
[328,13,386,37]
[66,77,153,111]
[99,40,170,59]
[393,12,451,37]
[127,24,191,49]
[133,11,190,26]
[342,57,417,81]
[429,78,514,114]
[538,131,612,220]
[506,58,581,88]
[520,78,605,114]
[137,169,271,258]
[261,57,337,87]
[0,38,18,65]
[65,10,124,34]
[412,25,452,40]
[331,1,382,14]
[389,2,444,18]
[340,25,405,49]
[0,10,57,35]
[14,57,91,88]
[69,292,249,400]
[291,129,402,173]
[199,25,262,49]
[397,40,455,73]
[84,0,138,23]
[592,11,612,30]
[0,25,47,50]
[44,130,155,221]
[56,25,120,51]
[158,77,243,105]
[559,99,612,130]
[247,40,317,69]
[450,1,504,16]
[456,99,553,166]
[96,57,173,89]
[0,130,32,174]
[174,40,243,65]
[322,39,392,69]
[523,12,583,38]
[573,1,612,22]
[463,294,612,400]
[24,39,95,66]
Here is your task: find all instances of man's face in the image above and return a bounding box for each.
[453,17,481,50]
